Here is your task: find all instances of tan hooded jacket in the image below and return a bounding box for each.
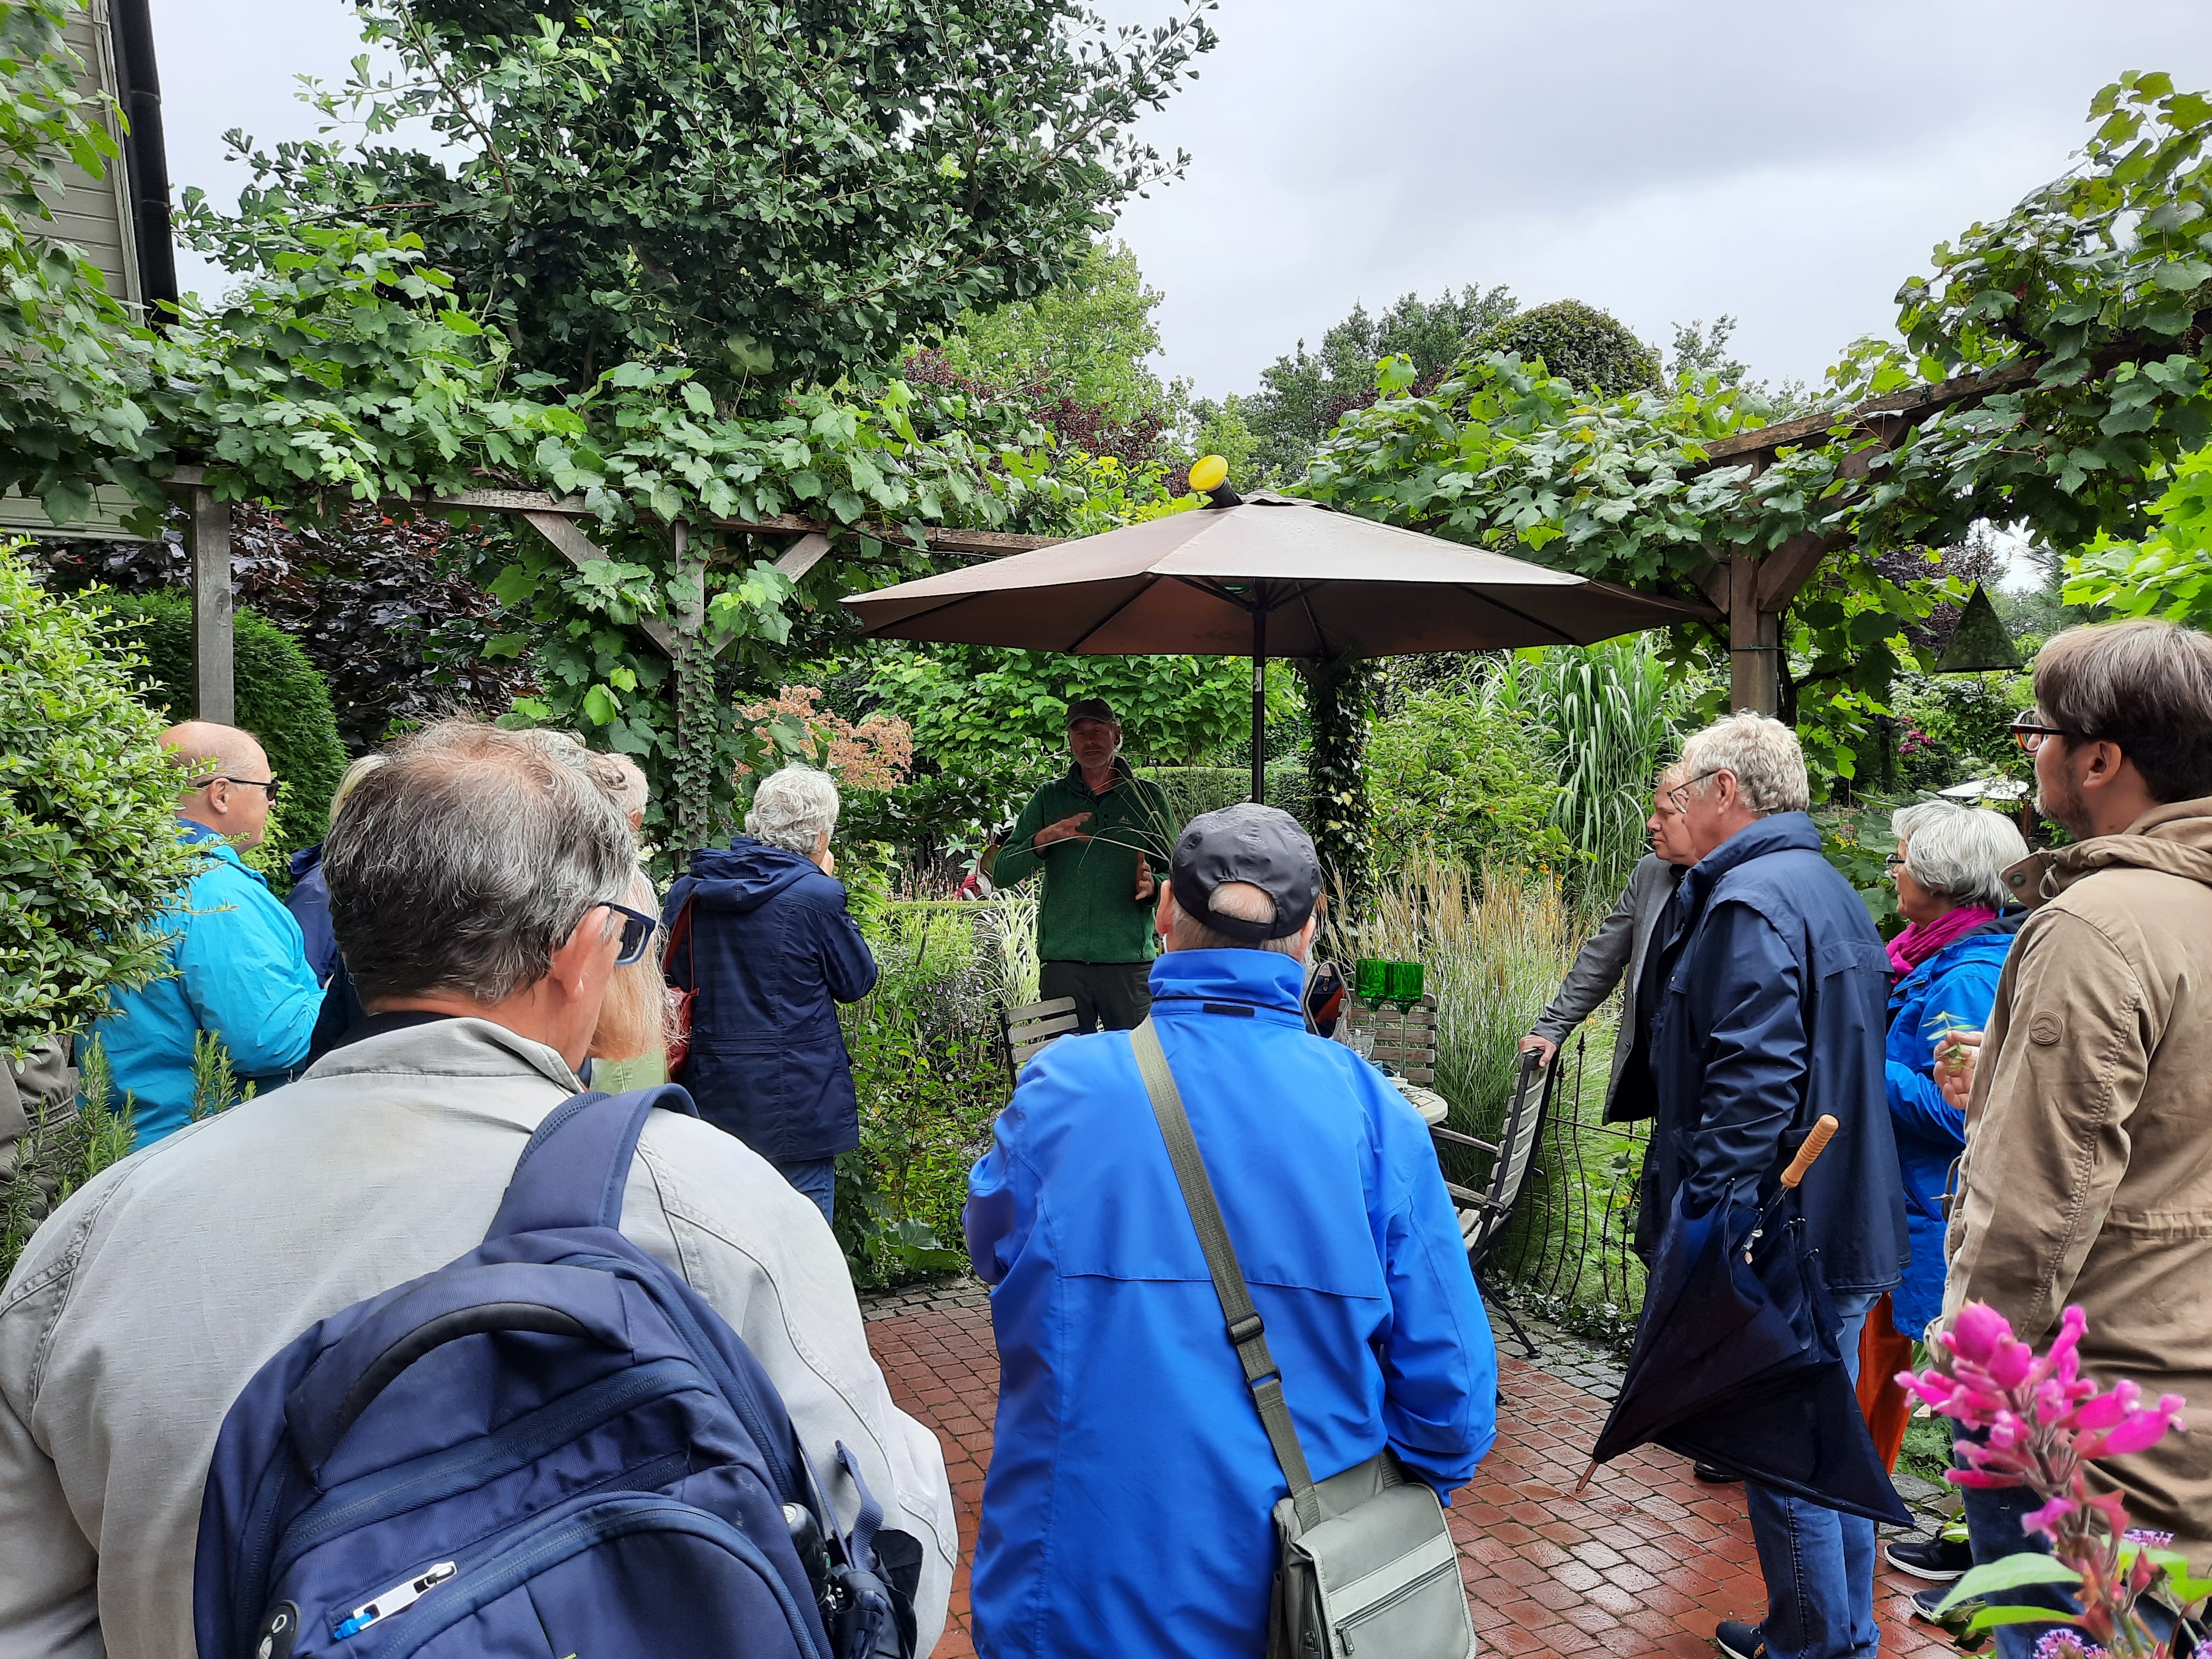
[1942,797,2212,1569]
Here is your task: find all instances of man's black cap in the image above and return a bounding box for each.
[1170,804,1321,943]
[1064,697,1119,728]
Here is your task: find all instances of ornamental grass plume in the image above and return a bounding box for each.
[1900,1302,2204,1656]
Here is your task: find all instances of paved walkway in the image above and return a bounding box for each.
[863,1281,1956,1659]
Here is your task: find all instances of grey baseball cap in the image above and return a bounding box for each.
[1063,697,1119,727]
[1169,803,1321,943]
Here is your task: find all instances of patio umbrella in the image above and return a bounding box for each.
[842,484,1712,801]
[1579,1117,1910,1526]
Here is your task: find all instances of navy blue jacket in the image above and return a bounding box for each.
[284,842,338,986]
[1883,911,2022,1334]
[1640,811,1908,1296]
[664,838,879,1163]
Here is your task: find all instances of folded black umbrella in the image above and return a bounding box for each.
[1583,1119,1910,1527]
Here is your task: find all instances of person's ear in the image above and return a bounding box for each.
[1295,915,1317,960]
[1156,884,1178,943]
[546,905,612,996]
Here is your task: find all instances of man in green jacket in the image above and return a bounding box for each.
[993,699,1177,1032]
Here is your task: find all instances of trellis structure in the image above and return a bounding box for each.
[163,466,1061,853]
[1679,360,2034,716]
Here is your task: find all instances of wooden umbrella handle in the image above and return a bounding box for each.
[1781,1115,1840,1188]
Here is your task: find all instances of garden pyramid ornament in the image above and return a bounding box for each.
[1934,583,2022,673]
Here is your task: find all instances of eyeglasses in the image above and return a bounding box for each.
[192,775,284,803]
[1666,768,1727,812]
[1884,853,1907,872]
[602,901,659,967]
[2010,711,2077,754]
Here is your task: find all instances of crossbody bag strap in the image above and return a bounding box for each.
[1130,1018,1322,1530]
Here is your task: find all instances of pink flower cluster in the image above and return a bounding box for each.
[1901,1304,2188,1506]
[1897,1302,2190,1655]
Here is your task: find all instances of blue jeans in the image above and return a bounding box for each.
[774,1156,836,1225]
[1746,1290,1880,1659]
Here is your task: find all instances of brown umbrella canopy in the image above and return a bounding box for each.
[842,493,1711,658]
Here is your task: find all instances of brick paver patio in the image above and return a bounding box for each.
[865,1285,1955,1658]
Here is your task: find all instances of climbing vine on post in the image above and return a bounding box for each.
[1295,654,1378,915]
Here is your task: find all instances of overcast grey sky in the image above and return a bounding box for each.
[155,0,2212,398]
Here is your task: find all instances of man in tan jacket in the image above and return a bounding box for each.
[1937,618,2212,1643]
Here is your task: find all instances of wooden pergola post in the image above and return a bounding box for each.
[186,486,234,724]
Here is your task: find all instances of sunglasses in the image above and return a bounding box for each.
[194,775,285,803]
[602,901,659,967]
[2009,711,2078,754]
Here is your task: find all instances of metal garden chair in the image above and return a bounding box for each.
[1430,1047,1557,1359]
[1001,995,1080,1079]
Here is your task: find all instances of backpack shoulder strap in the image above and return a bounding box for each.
[486,1084,700,1239]
[662,891,696,979]
[1129,1018,1321,1530]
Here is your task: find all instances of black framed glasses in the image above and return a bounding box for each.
[192,775,285,803]
[1666,767,1726,812]
[603,901,659,967]
[2009,711,2077,754]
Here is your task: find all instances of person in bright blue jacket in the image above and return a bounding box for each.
[1870,800,2027,1581]
[966,804,1496,1659]
[662,765,877,1222]
[1879,800,2030,1352]
[88,723,322,1146]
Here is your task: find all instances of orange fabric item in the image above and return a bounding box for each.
[1857,1292,1917,1474]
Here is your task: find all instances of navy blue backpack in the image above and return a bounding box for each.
[194,1087,915,1659]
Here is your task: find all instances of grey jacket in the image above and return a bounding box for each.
[1531,853,1684,1123]
[0,1019,955,1659]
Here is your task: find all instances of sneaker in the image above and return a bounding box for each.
[1886,1532,1975,1582]
[1693,1460,1744,1484]
[1715,1618,1766,1658]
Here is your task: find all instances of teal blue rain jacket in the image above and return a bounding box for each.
[89,822,322,1145]
[963,949,1497,1659]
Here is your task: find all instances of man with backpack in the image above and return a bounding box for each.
[964,803,1498,1659]
[0,723,953,1659]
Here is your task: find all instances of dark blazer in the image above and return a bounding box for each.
[664,838,879,1164]
[1639,811,1908,1296]
[1532,853,1685,1122]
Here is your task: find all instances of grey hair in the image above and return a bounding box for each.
[1891,800,2028,910]
[746,765,840,856]
[1678,712,1811,815]
[1167,880,1307,958]
[324,722,638,1004]
[328,753,387,827]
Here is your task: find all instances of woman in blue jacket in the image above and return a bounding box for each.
[663,765,877,1223]
[1871,800,2027,1572]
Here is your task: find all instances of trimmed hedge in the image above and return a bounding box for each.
[1138,763,1311,830]
[88,592,348,885]
[1464,299,1661,397]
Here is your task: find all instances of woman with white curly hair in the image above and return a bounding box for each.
[660,765,877,1222]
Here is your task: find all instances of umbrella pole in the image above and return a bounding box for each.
[1251,606,1266,805]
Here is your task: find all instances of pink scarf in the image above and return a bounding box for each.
[1887,904,1997,979]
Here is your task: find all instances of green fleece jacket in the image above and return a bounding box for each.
[994,761,1178,964]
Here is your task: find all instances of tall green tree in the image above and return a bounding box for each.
[936,239,1181,429]
[190,0,1218,406]
[1197,284,1517,484]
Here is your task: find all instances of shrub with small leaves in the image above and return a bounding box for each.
[0,546,204,1058]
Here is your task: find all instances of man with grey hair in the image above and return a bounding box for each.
[0,726,953,1659]
[1642,713,1906,1659]
[663,764,877,1220]
[1519,759,1699,1117]
[1932,618,2212,1641]
[964,804,1496,1659]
